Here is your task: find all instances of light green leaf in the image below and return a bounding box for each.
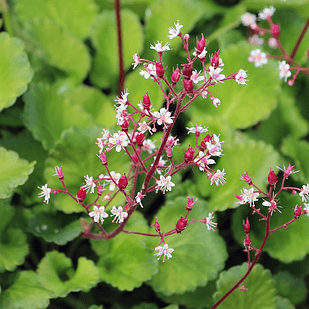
[37,251,100,298]
[0,271,52,309]
[196,139,280,211]
[0,146,36,199]
[0,32,33,111]
[0,200,29,272]
[213,264,276,309]
[24,18,90,83]
[148,197,227,295]
[91,211,158,291]
[90,10,144,88]
[24,83,93,150]
[243,0,309,8]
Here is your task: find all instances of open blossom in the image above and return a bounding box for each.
[132,53,140,69]
[210,169,226,186]
[191,70,204,84]
[205,212,217,231]
[248,34,264,46]
[142,139,156,153]
[194,47,207,60]
[156,175,175,193]
[277,164,298,179]
[89,205,108,224]
[38,184,51,204]
[212,98,221,108]
[83,175,96,193]
[194,151,216,171]
[235,69,248,85]
[186,124,208,135]
[167,21,183,39]
[109,132,128,152]
[241,12,256,27]
[258,6,275,20]
[278,61,291,82]
[236,188,259,206]
[138,121,152,134]
[268,38,278,49]
[135,192,145,208]
[107,171,121,191]
[299,184,309,202]
[114,89,129,105]
[303,203,309,218]
[209,66,225,82]
[153,108,173,126]
[139,63,156,79]
[154,243,174,262]
[262,199,282,215]
[150,41,171,53]
[248,49,268,67]
[110,206,128,223]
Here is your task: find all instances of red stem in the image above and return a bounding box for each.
[290,18,309,59]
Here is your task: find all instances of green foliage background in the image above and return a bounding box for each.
[0,0,309,308]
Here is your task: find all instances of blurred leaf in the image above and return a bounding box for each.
[148,197,227,295]
[37,251,100,298]
[0,32,33,112]
[218,29,245,49]
[213,263,276,309]
[90,10,144,88]
[24,83,93,150]
[275,296,295,309]
[0,146,35,199]
[243,0,309,7]
[131,303,158,309]
[0,200,29,272]
[0,271,52,309]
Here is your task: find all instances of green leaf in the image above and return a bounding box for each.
[90,10,144,88]
[196,139,280,211]
[131,303,158,309]
[28,212,83,245]
[15,0,98,40]
[191,41,280,129]
[0,200,29,272]
[0,32,33,112]
[24,18,90,83]
[148,197,227,295]
[24,83,93,150]
[275,296,295,309]
[37,251,100,298]
[213,263,277,309]
[243,0,309,8]
[0,146,36,199]
[91,211,158,291]
[232,192,309,263]
[0,271,52,309]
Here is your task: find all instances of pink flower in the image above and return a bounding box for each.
[258,6,275,20]
[248,34,264,46]
[241,12,256,27]
[278,61,291,82]
[154,243,174,262]
[167,22,183,39]
[150,41,171,53]
[235,69,248,85]
[209,66,225,82]
[139,64,156,79]
[248,49,268,67]
[38,184,51,204]
[190,70,204,84]
[210,169,226,186]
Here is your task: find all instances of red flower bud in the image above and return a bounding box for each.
[153,217,160,232]
[211,50,220,68]
[136,132,145,146]
[182,63,193,79]
[77,187,87,202]
[268,168,277,187]
[176,217,188,233]
[184,145,195,162]
[142,92,151,110]
[166,147,173,158]
[243,218,250,233]
[99,153,107,165]
[187,196,197,211]
[200,134,213,151]
[118,174,128,191]
[241,172,253,186]
[156,61,164,77]
[183,79,193,93]
[171,66,181,85]
[196,33,205,53]
[271,24,280,38]
[294,205,302,218]
[54,166,64,180]
[97,183,104,196]
[120,119,129,131]
[132,153,139,164]
[244,234,251,247]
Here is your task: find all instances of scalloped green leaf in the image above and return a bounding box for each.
[28,212,83,245]
[24,83,93,150]
[0,32,33,111]
[37,251,100,298]
[0,200,29,272]
[191,41,280,129]
[213,263,276,309]
[91,211,158,291]
[15,0,98,40]
[90,10,144,88]
[232,192,309,263]
[0,146,36,199]
[0,271,52,309]
[148,196,227,296]
[196,139,280,211]
[44,126,131,213]
[24,18,90,82]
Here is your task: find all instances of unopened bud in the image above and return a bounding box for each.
[196,33,205,53]
[271,24,280,38]
[153,217,160,232]
[77,187,87,202]
[241,172,253,186]
[142,92,151,110]
[132,153,139,164]
[243,218,250,233]
[155,61,164,78]
[184,145,195,162]
[183,79,193,93]
[187,196,197,211]
[54,166,64,180]
[136,132,145,146]
[118,174,128,191]
[120,118,129,131]
[166,147,173,158]
[176,217,188,233]
[211,50,220,68]
[200,134,213,151]
[244,234,251,248]
[182,63,193,79]
[171,66,181,84]
[99,153,107,165]
[97,183,104,196]
[268,168,278,187]
[294,205,302,218]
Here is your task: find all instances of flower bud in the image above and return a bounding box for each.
[271,24,280,38]
[171,66,181,84]
[155,61,164,78]
[183,79,193,93]
[196,34,205,54]
[54,166,64,180]
[118,174,128,191]
[244,234,251,248]
[200,134,213,151]
[120,118,129,131]
[211,50,220,68]
[136,132,145,146]
[99,153,107,165]
[176,217,188,233]
[187,196,197,211]
[241,172,253,186]
[132,153,139,164]
[182,63,193,79]
[184,145,195,162]
[243,218,250,233]
[97,183,104,196]
[142,92,151,110]
[77,187,87,202]
[268,168,278,187]
[153,217,160,232]
[166,147,173,159]
[294,205,302,218]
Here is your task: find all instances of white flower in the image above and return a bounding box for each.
[186,124,208,135]
[205,212,217,231]
[193,47,207,59]
[154,243,174,262]
[210,169,226,186]
[107,171,121,191]
[268,38,278,49]
[167,22,183,39]
[114,89,129,105]
[248,34,264,46]
[142,139,156,154]
[206,134,223,156]
[303,203,309,218]
[38,184,51,204]
[110,206,128,223]
[258,6,275,20]
[139,63,156,79]
[156,175,175,194]
[248,49,268,67]
[109,132,128,152]
[262,199,282,215]
[154,156,168,174]
[194,151,216,171]
[241,12,256,27]
[209,66,225,82]
[235,69,248,85]
[150,41,171,53]
[191,70,204,84]
[89,205,108,224]
[237,188,259,206]
[138,121,152,134]
[153,108,173,127]
[135,191,145,208]
[212,98,221,108]
[299,184,309,202]
[132,53,140,69]
[83,175,96,194]
[278,61,291,82]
